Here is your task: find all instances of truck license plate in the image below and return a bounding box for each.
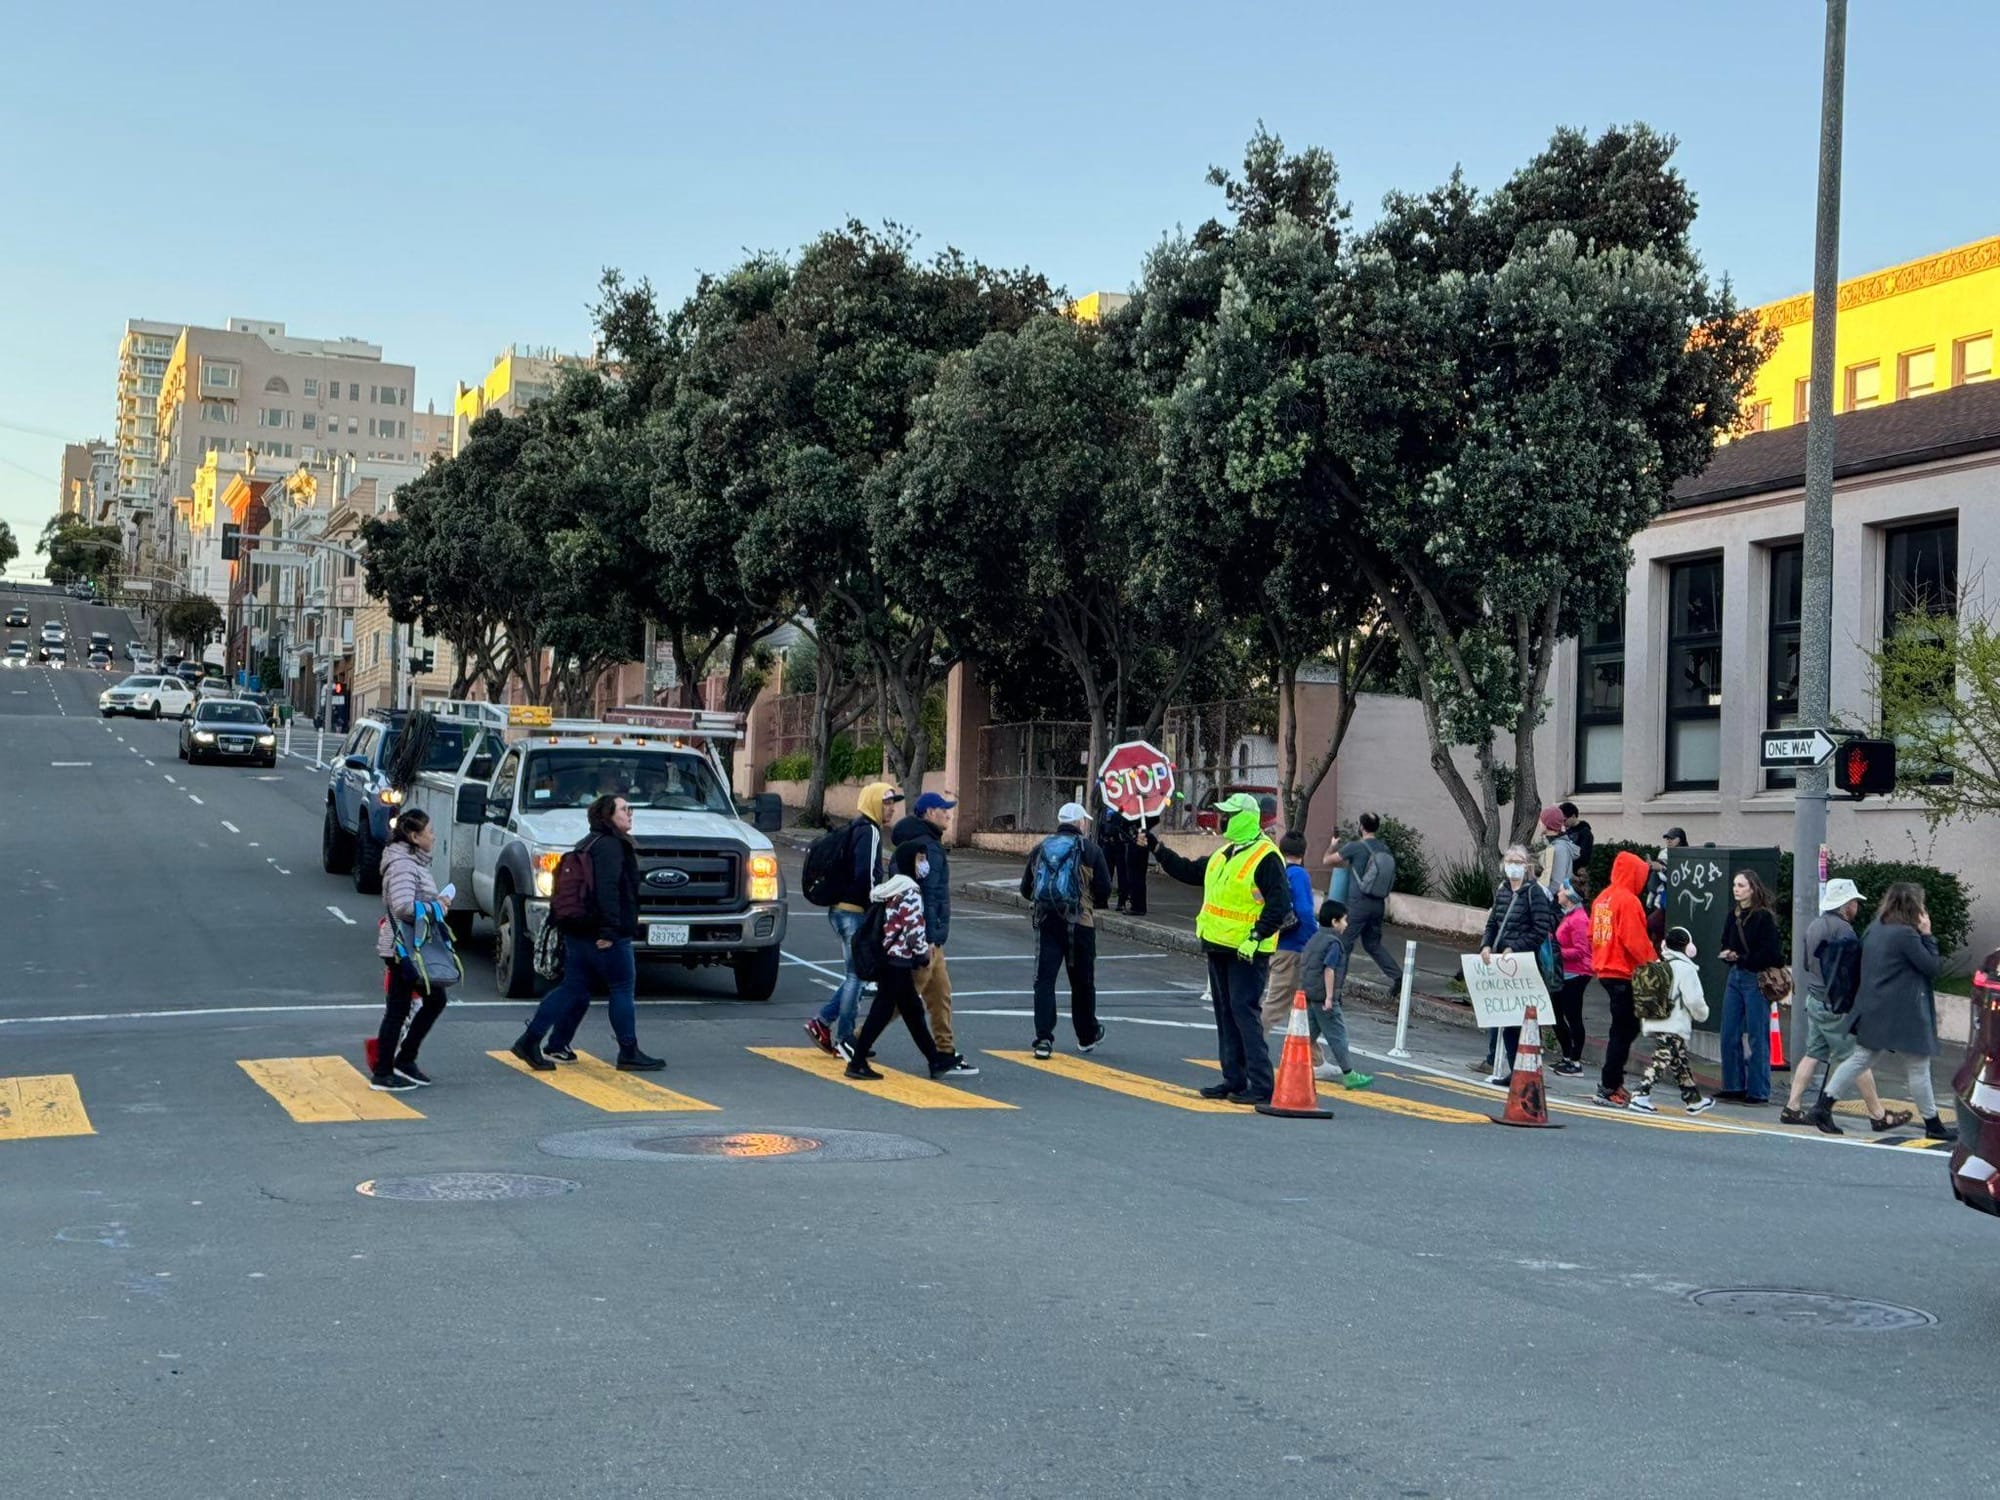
[646,923,690,948]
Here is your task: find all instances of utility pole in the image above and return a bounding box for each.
[1791,0,1846,995]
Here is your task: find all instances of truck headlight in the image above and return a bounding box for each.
[379,787,403,805]
[533,849,562,899]
[748,851,780,902]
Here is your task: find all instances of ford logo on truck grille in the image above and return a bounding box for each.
[645,868,692,889]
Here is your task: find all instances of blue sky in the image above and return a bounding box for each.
[3,0,1996,572]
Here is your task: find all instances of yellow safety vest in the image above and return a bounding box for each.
[1196,837,1280,954]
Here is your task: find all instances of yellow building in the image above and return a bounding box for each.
[1745,234,1997,432]
[1067,291,1131,324]
[451,345,588,454]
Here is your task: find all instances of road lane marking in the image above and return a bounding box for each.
[0,1075,96,1141]
[50,761,92,767]
[780,950,848,985]
[1374,1067,1726,1134]
[163,774,176,784]
[187,795,203,805]
[987,1051,1241,1112]
[326,906,355,925]
[237,1057,423,1122]
[750,1046,1015,1109]
[1186,1058,1484,1124]
[222,821,240,833]
[489,1050,720,1112]
[267,858,291,875]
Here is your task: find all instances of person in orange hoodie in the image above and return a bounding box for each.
[1590,850,1658,1108]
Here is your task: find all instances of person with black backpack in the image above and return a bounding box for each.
[1326,812,1402,987]
[1781,879,1909,1130]
[802,782,903,1058]
[1020,801,1113,1060]
[508,794,664,1073]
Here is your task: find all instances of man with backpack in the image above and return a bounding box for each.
[1020,801,1113,1060]
[1148,792,1290,1105]
[1326,812,1402,988]
[1779,878,1910,1130]
[803,782,902,1058]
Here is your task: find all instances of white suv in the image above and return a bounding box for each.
[99,674,196,720]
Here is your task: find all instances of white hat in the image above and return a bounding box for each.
[1058,801,1091,825]
[1820,877,1864,913]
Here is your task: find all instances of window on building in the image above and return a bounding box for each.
[1744,402,1770,435]
[200,401,234,423]
[264,376,290,394]
[1845,361,1881,411]
[369,385,379,404]
[348,417,359,434]
[1793,378,1811,424]
[304,378,319,399]
[302,413,316,431]
[1574,606,1625,793]
[1665,556,1724,792]
[258,408,292,429]
[371,632,381,667]
[1765,544,1803,791]
[1881,518,1960,781]
[348,383,360,401]
[1898,348,1937,400]
[1955,333,1994,386]
[201,363,240,392]
[397,420,407,440]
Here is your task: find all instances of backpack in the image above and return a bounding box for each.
[1816,932,1862,1015]
[801,825,855,908]
[1030,835,1085,925]
[1357,840,1397,900]
[549,836,600,935]
[850,901,888,983]
[1536,935,1564,992]
[1630,959,1677,1022]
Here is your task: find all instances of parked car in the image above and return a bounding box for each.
[174,663,204,685]
[99,674,196,719]
[195,678,235,703]
[125,641,146,661]
[1950,950,2000,1219]
[180,699,279,767]
[1191,783,1281,835]
[323,710,475,895]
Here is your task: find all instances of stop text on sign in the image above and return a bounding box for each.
[1097,740,1177,819]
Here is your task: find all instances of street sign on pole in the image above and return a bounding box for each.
[1760,728,1838,768]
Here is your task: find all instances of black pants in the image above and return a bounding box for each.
[1553,976,1591,1063]
[1207,948,1276,1098]
[1599,979,1639,1093]
[1351,913,1403,983]
[1032,919,1099,1044]
[1119,842,1148,915]
[375,958,446,1077]
[854,965,944,1068]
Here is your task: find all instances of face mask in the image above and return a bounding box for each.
[1224,809,1262,843]
[916,857,931,879]
[1503,863,1526,881]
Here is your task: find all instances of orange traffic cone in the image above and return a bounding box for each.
[1769,999,1789,1071]
[1493,1001,1562,1129]
[1257,991,1333,1119]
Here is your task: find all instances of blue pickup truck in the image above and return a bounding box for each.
[320,711,476,894]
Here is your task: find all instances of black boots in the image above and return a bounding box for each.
[616,1044,664,1072]
[1925,1115,1958,1142]
[1810,1099,1843,1135]
[510,1033,555,1072]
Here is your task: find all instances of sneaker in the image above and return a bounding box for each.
[804,1018,836,1056]
[835,1039,856,1064]
[1197,1083,1236,1100]
[1467,1058,1495,1075]
[1079,1024,1108,1053]
[369,1073,418,1093]
[544,1045,578,1063]
[509,1034,556,1073]
[931,1055,981,1079]
[1486,1070,1511,1086]
[845,1058,884,1081]
[392,1062,432,1086]
[1342,1071,1374,1091]
[1313,1062,1341,1082]
[1032,1039,1053,1060]
[1593,1086,1630,1108]
[1628,1092,1657,1113]
[615,1047,665,1073]
[1226,1092,1271,1106]
[1552,1058,1584,1076]
[1686,1097,1716,1115]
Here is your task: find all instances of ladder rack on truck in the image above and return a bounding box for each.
[420,699,745,745]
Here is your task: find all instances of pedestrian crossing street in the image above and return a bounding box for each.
[0,1047,1956,1148]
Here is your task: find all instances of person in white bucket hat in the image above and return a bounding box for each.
[1780,877,1913,1130]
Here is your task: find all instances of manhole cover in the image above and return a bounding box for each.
[356,1172,580,1202]
[636,1131,823,1158]
[1688,1288,1935,1331]
[537,1124,942,1165]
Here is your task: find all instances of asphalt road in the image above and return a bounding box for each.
[5,579,1998,1499]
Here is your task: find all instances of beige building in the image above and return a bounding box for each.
[451,345,585,453]
[411,403,452,466]
[58,440,114,521]
[113,319,181,570]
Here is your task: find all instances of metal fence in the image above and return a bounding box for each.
[1158,697,1279,825]
[978,720,1094,833]
[765,687,883,766]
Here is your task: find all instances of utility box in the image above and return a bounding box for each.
[1660,845,1783,1036]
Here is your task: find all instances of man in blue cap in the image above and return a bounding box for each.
[1147,793,1290,1105]
[892,790,977,1076]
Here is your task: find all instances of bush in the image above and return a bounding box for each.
[1584,838,1657,894]
[1376,815,1431,898]
[764,752,811,782]
[1438,853,1495,909]
[764,735,886,787]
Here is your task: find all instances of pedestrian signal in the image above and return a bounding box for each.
[1833,738,1896,797]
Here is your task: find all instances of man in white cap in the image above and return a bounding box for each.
[1019,801,1114,1059]
[1780,877,1912,1130]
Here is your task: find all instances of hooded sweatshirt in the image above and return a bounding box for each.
[1555,902,1594,978]
[870,872,931,969]
[891,812,950,946]
[1590,850,1656,981]
[835,783,895,913]
[376,840,441,959]
[1642,948,1712,1037]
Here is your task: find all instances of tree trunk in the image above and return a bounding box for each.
[1276,657,1303,828]
[1509,592,1564,847]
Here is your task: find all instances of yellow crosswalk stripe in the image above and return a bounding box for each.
[488,1050,719,1112]
[0,1074,95,1141]
[238,1057,424,1123]
[986,1051,1241,1112]
[750,1047,1016,1109]
[1185,1059,1485,1124]
[1382,1069,1726,1133]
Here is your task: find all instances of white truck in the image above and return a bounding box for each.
[402,702,788,1001]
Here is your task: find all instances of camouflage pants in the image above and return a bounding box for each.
[1637,1034,1701,1102]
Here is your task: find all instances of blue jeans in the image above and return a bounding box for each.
[815,909,867,1045]
[1207,949,1276,1098]
[1720,966,1769,1101]
[526,936,638,1052]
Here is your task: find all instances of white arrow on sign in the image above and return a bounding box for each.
[1760,728,1838,768]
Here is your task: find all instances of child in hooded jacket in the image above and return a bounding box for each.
[1631,926,1715,1114]
[845,840,954,1082]
[1550,877,1593,1075]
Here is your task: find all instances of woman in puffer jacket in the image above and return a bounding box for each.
[370,808,450,1092]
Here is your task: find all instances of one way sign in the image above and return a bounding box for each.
[1760,728,1839,768]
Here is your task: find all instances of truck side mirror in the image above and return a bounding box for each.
[746,792,783,833]
[455,783,488,826]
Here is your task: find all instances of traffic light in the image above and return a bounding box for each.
[410,648,435,676]
[1833,738,1897,797]
[220,523,242,561]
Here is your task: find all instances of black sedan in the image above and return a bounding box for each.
[180,699,280,767]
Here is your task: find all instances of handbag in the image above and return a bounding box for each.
[392,901,462,993]
[1757,965,1793,1006]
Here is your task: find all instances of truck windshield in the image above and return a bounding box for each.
[380,722,471,773]
[520,750,732,814]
